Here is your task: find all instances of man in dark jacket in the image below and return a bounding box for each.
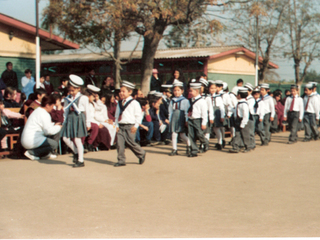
[150,69,162,92]
[1,62,18,89]
[84,68,99,87]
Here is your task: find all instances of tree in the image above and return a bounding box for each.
[228,0,288,84]
[43,0,140,87]
[285,0,320,87]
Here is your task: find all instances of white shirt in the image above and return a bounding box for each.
[221,91,232,117]
[284,94,304,120]
[21,107,61,149]
[210,93,225,118]
[205,96,214,121]
[115,96,142,128]
[304,93,320,119]
[262,94,275,117]
[228,92,238,117]
[236,99,249,128]
[252,98,265,121]
[189,95,208,126]
[94,100,109,123]
[246,95,255,115]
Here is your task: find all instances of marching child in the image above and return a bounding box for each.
[244,82,255,150]
[61,74,90,168]
[114,80,146,167]
[252,87,266,147]
[283,84,304,144]
[229,87,251,153]
[168,80,190,156]
[187,82,209,157]
[302,83,319,142]
[260,83,275,145]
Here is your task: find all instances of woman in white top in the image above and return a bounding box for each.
[21,95,62,160]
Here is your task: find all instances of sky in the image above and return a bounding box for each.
[0,0,316,82]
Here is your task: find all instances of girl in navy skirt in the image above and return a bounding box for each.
[61,75,90,168]
[168,80,190,156]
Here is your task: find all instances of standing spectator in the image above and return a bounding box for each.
[84,68,99,87]
[21,69,35,99]
[101,76,115,95]
[236,79,244,87]
[150,69,162,92]
[44,74,54,95]
[166,69,188,98]
[1,62,18,89]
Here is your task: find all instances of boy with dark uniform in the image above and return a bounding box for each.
[260,83,275,145]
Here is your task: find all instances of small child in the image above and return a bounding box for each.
[61,75,90,168]
[244,82,255,150]
[302,83,319,141]
[229,87,251,153]
[25,88,47,118]
[136,98,153,146]
[252,87,266,147]
[114,81,146,167]
[3,87,20,108]
[168,80,190,156]
[283,84,304,144]
[260,83,275,145]
[187,82,209,157]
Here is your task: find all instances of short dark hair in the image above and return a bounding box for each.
[25,69,32,74]
[238,92,248,99]
[60,77,68,84]
[51,93,62,102]
[237,79,244,84]
[6,62,12,67]
[132,88,138,97]
[41,95,57,107]
[137,97,148,107]
[35,88,47,97]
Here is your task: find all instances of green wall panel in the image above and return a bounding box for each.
[207,73,255,89]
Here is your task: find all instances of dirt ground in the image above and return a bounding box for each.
[1,131,320,238]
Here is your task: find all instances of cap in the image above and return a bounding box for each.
[208,80,215,85]
[87,84,100,93]
[190,79,196,83]
[222,82,228,90]
[161,84,173,88]
[121,80,135,89]
[231,86,239,95]
[290,84,299,89]
[190,83,201,89]
[215,80,223,85]
[244,82,254,91]
[260,83,270,89]
[308,82,317,87]
[173,80,184,87]
[199,77,208,86]
[238,87,248,93]
[149,90,157,95]
[152,69,158,74]
[69,74,84,87]
[154,92,163,97]
[252,86,261,93]
[305,83,314,89]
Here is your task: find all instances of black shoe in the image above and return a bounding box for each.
[188,153,198,157]
[156,141,165,145]
[314,136,319,141]
[203,144,209,152]
[261,142,269,146]
[73,153,79,163]
[242,149,251,153]
[222,140,226,148]
[139,152,146,165]
[169,150,178,156]
[165,139,171,145]
[229,149,239,153]
[73,161,85,168]
[287,141,295,144]
[87,144,95,152]
[302,138,310,142]
[216,144,222,150]
[146,141,152,147]
[114,162,126,167]
[186,146,191,155]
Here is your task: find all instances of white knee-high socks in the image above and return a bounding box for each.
[205,133,210,141]
[63,137,84,162]
[213,127,223,145]
[172,132,190,150]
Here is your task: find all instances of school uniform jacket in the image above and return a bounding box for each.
[168,96,190,123]
[220,91,233,117]
[160,96,170,122]
[283,94,304,120]
[261,94,275,118]
[115,96,142,128]
[246,95,255,117]
[228,92,238,118]
[204,95,214,121]
[189,95,208,126]
[303,93,320,120]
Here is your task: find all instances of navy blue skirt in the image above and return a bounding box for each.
[61,111,88,138]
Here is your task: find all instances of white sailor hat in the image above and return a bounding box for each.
[121,80,135,89]
[215,80,223,85]
[189,83,201,89]
[199,77,208,86]
[190,79,197,83]
[208,80,215,85]
[161,84,173,88]
[305,83,314,89]
[308,82,317,87]
[231,86,239,95]
[222,82,228,90]
[172,79,180,85]
[69,74,84,87]
[173,80,183,87]
[238,87,248,93]
[252,86,260,92]
[154,92,163,97]
[149,90,157,95]
[260,83,270,89]
[244,82,254,91]
[87,84,100,93]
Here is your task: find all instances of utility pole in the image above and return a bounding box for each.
[35,0,40,89]
[255,15,259,86]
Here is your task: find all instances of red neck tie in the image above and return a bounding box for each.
[122,100,126,106]
[305,97,310,111]
[289,96,295,111]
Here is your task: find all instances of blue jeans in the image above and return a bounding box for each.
[136,121,154,142]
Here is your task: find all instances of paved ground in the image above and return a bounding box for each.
[1,131,320,238]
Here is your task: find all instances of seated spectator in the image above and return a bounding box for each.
[0,100,24,152]
[136,98,153,146]
[21,95,62,160]
[44,74,54,95]
[57,77,69,97]
[25,88,47,118]
[105,92,117,122]
[114,89,120,102]
[33,74,46,93]
[281,89,291,105]
[19,93,36,115]
[101,76,115,96]
[150,94,169,145]
[3,87,20,108]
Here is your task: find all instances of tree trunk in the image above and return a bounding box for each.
[294,59,302,92]
[140,23,166,95]
[113,37,121,89]
[258,58,270,84]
